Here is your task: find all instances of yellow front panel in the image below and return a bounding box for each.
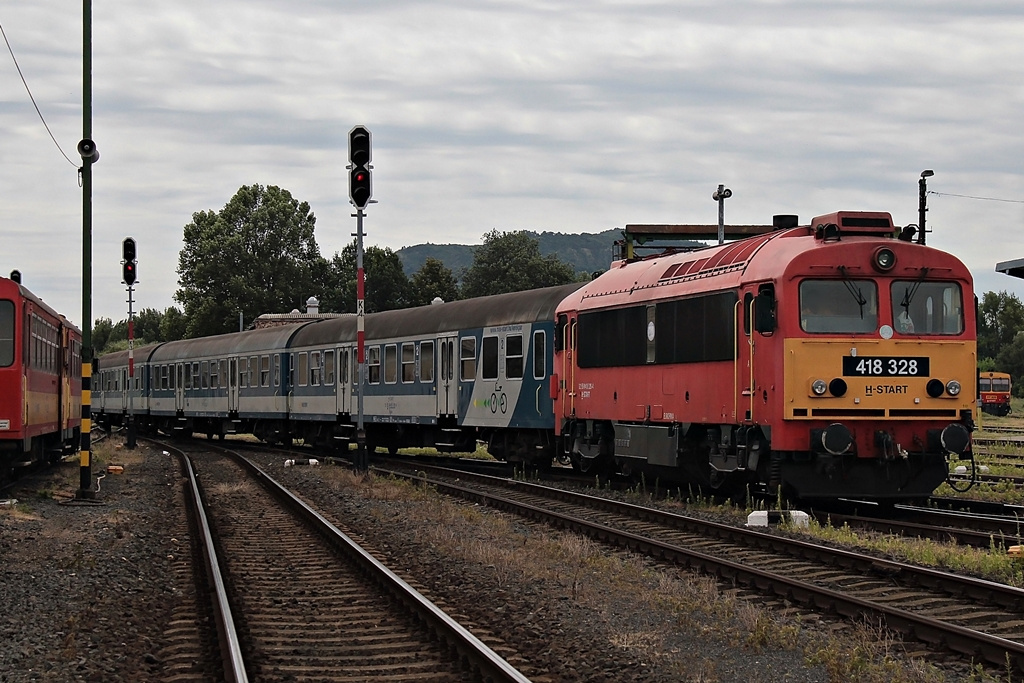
[783,339,976,419]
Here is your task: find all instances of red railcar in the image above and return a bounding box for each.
[554,212,976,502]
[0,275,82,470]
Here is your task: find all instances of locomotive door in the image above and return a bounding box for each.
[228,357,239,412]
[436,334,457,417]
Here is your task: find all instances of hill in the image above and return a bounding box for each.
[396,228,623,279]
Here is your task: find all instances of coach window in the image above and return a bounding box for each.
[249,356,257,387]
[273,355,281,387]
[220,360,228,388]
[297,352,309,387]
[460,337,477,381]
[260,355,270,387]
[310,351,321,386]
[0,300,14,366]
[324,350,335,386]
[384,344,398,384]
[799,280,878,334]
[420,341,434,383]
[482,336,498,380]
[210,360,219,389]
[891,281,963,336]
[201,361,210,389]
[192,362,201,390]
[402,343,415,383]
[533,331,545,379]
[505,334,524,379]
[238,358,248,388]
[368,346,381,384]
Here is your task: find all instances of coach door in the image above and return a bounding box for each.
[228,357,240,412]
[174,363,185,411]
[336,346,353,415]
[437,334,457,417]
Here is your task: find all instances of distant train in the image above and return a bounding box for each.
[94,210,977,502]
[978,371,1012,416]
[0,273,82,473]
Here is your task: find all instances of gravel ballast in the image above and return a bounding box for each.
[0,439,987,682]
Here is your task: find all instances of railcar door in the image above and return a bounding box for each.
[228,357,239,412]
[336,346,353,415]
[437,334,457,417]
[174,363,185,412]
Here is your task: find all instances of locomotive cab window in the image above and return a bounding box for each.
[800,280,878,334]
[890,281,963,335]
[0,300,13,367]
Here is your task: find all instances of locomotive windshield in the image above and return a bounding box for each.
[890,281,963,335]
[0,300,13,367]
[799,280,878,333]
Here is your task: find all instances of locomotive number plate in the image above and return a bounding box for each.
[842,356,929,377]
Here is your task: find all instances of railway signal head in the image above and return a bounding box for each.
[349,166,373,209]
[122,237,137,286]
[348,126,371,168]
[348,125,373,209]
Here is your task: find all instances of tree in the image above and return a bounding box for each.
[460,230,581,299]
[320,241,411,313]
[978,291,1024,362]
[175,184,324,337]
[133,308,164,344]
[409,257,459,306]
[160,306,188,342]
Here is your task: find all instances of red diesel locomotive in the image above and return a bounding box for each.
[0,273,82,472]
[554,212,976,501]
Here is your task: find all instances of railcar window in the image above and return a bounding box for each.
[506,334,524,379]
[890,281,963,335]
[980,377,991,392]
[260,355,270,387]
[482,336,499,380]
[0,300,14,367]
[239,358,248,388]
[533,331,545,379]
[384,345,398,384]
[995,378,1011,392]
[201,361,210,389]
[310,351,321,386]
[420,341,434,383]
[192,362,200,390]
[273,355,281,387]
[339,349,349,386]
[324,350,335,386]
[298,352,309,387]
[799,280,878,334]
[248,356,257,387]
[460,337,476,381]
[401,343,415,383]
[368,346,381,384]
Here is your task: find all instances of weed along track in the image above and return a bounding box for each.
[169,442,530,682]
[377,462,1024,673]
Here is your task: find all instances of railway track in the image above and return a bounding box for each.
[375,459,1024,672]
[164,440,531,682]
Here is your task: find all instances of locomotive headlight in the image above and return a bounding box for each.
[946,380,962,396]
[873,247,896,272]
[811,379,828,396]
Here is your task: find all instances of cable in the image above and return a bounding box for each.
[0,20,78,167]
[930,191,1024,205]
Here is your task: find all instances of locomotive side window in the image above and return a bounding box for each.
[800,280,878,333]
[0,300,13,367]
[890,281,963,335]
[533,331,545,379]
[460,337,476,381]
[506,334,524,379]
[420,341,434,383]
[482,336,499,380]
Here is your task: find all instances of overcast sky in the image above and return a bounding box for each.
[2,1,1023,326]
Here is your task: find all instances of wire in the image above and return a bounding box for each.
[929,191,1024,205]
[0,20,78,167]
